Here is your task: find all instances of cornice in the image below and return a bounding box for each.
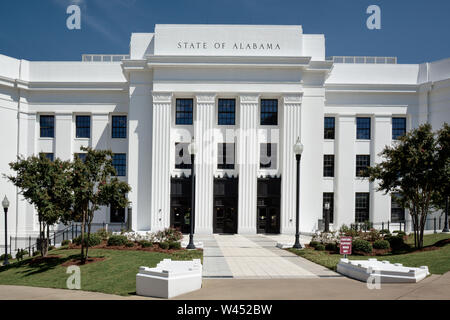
[152,91,173,103]
[239,93,260,104]
[196,93,216,104]
[282,93,303,104]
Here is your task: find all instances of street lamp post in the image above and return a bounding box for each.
[293,137,304,249]
[324,201,331,232]
[443,196,449,233]
[2,196,9,266]
[187,137,197,249]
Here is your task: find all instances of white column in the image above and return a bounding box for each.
[370,114,391,224]
[280,94,302,234]
[237,94,259,234]
[194,93,216,234]
[54,113,72,160]
[335,114,356,227]
[127,73,153,231]
[149,92,172,232]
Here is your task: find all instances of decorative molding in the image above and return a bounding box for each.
[152,92,173,103]
[239,93,260,104]
[195,93,216,104]
[282,93,303,104]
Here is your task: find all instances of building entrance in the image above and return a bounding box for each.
[170,177,192,234]
[213,177,238,234]
[257,177,281,234]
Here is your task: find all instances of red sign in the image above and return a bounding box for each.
[340,236,352,255]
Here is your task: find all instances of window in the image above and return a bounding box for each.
[260,99,278,125]
[218,143,235,169]
[176,99,193,125]
[40,153,54,161]
[323,155,335,177]
[175,143,192,169]
[112,116,127,138]
[356,117,371,139]
[324,117,335,139]
[110,206,125,223]
[356,155,370,177]
[112,153,126,176]
[40,115,54,138]
[218,99,235,125]
[391,193,405,222]
[260,143,277,169]
[322,193,334,223]
[392,117,406,140]
[355,193,370,223]
[75,153,86,162]
[76,115,91,138]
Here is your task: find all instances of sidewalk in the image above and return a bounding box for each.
[0,272,449,300]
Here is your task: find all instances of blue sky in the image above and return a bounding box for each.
[0,0,449,63]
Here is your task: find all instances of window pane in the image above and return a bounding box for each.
[356,155,370,177]
[176,99,193,125]
[112,153,126,176]
[355,193,370,223]
[112,116,127,138]
[260,99,278,125]
[40,115,55,138]
[324,117,335,139]
[356,117,371,140]
[260,143,277,169]
[217,143,235,169]
[110,206,125,223]
[392,117,406,140]
[76,115,91,138]
[218,99,235,125]
[175,143,192,169]
[322,193,334,223]
[391,193,405,222]
[323,155,334,177]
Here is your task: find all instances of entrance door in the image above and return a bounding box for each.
[170,177,192,234]
[257,178,281,234]
[213,178,238,234]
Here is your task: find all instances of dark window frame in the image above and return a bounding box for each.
[260,99,278,126]
[260,143,277,169]
[323,155,335,177]
[391,193,405,222]
[217,143,235,170]
[356,117,371,140]
[355,193,370,223]
[112,153,127,176]
[322,192,334,224]
[110,206,125,223]
[392,117,406,140]
[111,115,127,139]
[175,142,192,170]
[356,155,370,177]
[324,117,335,139]
[76,115,91,139]
[40,115,55,138]
[175,99,194,125]
[218,99,236,125]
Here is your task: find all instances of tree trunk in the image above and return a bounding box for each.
[80,209,86,264]
[85,212,92,261]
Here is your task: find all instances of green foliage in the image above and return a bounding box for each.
[315,244,325,251]
[373,239,390,250]
[309,241,320,248]
[15,249,28,261]
[61,240,71,246]
[159,242,170,250]
[169,241,181,250]
[125,241,135,248]
[73,233,102,247]
[154,228,183,243]
[386,235,407,252]
[107,235,128,247]
[0,254,12,260]
[352,239,373,254]
[379,229,391,236]
[363,229,381,242]
[96,228,112,241]
[393,230,406,237]
[325,242,338,252]
[48,246,56,251]
[32,251,40,257]
[139,240,153,248]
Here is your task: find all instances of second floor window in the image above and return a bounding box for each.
[76,115,91,138]
[112,153,126,176]
[218,99,236,125]
[323,155,335,177]
[260,99,278,125]
[40,115,54,138]
[112,116,127,138]
[356,155,370,177]
[175,142,192,169]
[176,99,193,125]
[218,143,235,169]
[323,192,334,223]
[356,117,371,140]
[391,193,405,222]
[260,143,277,169]
[324,117,335,139]
[392,117,406,140]
[355,193,370,223]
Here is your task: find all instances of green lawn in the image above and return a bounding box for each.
[289,233,450,275]
[0,248,203,296]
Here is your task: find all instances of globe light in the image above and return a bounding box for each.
[293,137,304,155]
[2,196,9,209]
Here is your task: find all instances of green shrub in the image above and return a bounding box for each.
[159,241,170,250]
[48,245,56,251]
[73,233,102,247]
[154,228,183,243]
[96,228,112,240]
[125,241,135,247]
[325,242,338,252]
[0,253,12,260]
[169,241,181,250]
[309,241,320,248]
[107,235,128,246]
[352,239,373,254]
[15,249,28,261]
[315,244,325,251]
[61,239,71,246]
[386,235,406,251]
[32,251,40,257]
[379,229,391,236]
[373,239,390,250]
[364,229,381,242]
[393,230,406,237]
[139,240,153,248]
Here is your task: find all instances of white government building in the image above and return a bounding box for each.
[0,24,449,243]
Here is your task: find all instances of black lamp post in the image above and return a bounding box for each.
[293,137,304,249]
[2,196,9,266]
[324,201,331,232]
[443,196,449,233]
[186,137,197,249]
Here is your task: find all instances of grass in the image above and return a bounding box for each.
[0,248,203,296]
[289,233,450,275]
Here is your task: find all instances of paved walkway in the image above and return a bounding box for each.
[200,234,338,279]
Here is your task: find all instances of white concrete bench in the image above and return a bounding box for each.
[337,258,429,283]
[136,259,202,298]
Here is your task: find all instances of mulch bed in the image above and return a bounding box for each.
[28,255,63,265]
[61,257,107,267]
[67,242,200,254]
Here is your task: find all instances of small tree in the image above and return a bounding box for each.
[5,155,73,256]
[368,123,448,248]
[71,147,131,263]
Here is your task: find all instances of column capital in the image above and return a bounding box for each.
[152,91,173,103]
[282,93,303,104]
[196,93,216,104]
[239,93,260,104]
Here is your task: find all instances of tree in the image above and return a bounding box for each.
[368,123,449,248]
[71,147,131,263]
[5,155,73,256]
